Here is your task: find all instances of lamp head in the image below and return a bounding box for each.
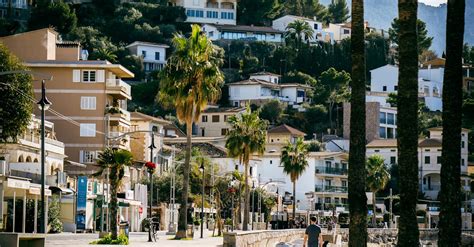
[37,96,52,110]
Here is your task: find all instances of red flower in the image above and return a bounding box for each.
[145,161,156,170]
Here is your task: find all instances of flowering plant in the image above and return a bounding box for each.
[145,161,156,173]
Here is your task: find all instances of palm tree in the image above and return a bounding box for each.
[366,155,390,226]
[94,148,134,240]
[159,24,224,239]
[281,137,309,224]
[285,20,314,49]
[226,107,267,231]
[348,0,368,244]
[438,0,466,245]
[397,0,420,244]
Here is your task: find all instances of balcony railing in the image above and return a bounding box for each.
[106,79,131,96]
[315,166,348,176]
[315,185,348,193]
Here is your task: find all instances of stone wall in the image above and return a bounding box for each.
[223,229,305,247]
[343,102,381,142]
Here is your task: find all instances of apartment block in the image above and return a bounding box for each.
[0,28,134,168]
[193,106,245,137]
[168,0,237,25]
[202,24,283,43]
[272,15,334,43]
[126,41,169,73]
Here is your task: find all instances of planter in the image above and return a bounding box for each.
[208,222,215,231]
[187,224,194,238]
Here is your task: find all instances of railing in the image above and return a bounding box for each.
[315,166,348,176]
[107,108,131,121]
[106,79,131,96]
[422,185,441,191]
[315,185,348,193]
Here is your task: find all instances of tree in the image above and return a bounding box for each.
[237,0,275,26]
[388,18,433,56]
[0,44,33,143]
[397,0,420,245]
[259,100,284,125]
[366,155,390,226]
[94,148,134,240]
[348,0,368,245]
[158,24,224,239]
[48,195,63,233]
[285,20,314,49]
[302,0,327,21]
[284,0,304,16]
[226,107,267,231]
[438,0,466,245]
[326,0,350,24]
[419,50,438,63]
[281,137,309,222]
[462,44,474,65]
[28,0,77,34]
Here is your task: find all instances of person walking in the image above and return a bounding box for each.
[303,216,323,247]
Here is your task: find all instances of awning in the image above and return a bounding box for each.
[64,160,87,168]
[48,186,75,195]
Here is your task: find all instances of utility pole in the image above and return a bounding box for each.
[148,133,155,242]
[38,79,51,234]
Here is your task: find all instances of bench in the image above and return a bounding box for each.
[0,233,46,247]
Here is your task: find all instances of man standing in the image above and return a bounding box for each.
[303,217,323,247]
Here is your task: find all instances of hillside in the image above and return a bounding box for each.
[320,0,473,55]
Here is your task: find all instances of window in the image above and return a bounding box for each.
[142,50,147,57]
[221,12,234,19]
[394,85,398,91]
[221,128,228,135]
[80,123,96,137]
[196,10,204,17]
[437,156,442,164]
[202,115,208,122]
[271,34,276,39]
[82,70,96,83]
[424,156,430,164]
[387,113,395,125]
[390,156,396,164]
[387,128,394,139]
[81,97,96,110]
[462,159,465,166]
[235,165,238,170]
[224,115,229,122]
[325,197,331,203]
[379,112,386,124]
[155,52,160,61]
[382,86,387,92]
[462,141,465,148]
[201,128,205,137]
[270,160,273,164]
[249,166,253,176]
[212,115,220,122]
[81,150,97,164]
[206,11,218,18]
[152,126,159,132]
[379,127,386,139]
[209,31,214,37]
[314,23,319,30]
[341,180,347,187]
[343,29,350,34]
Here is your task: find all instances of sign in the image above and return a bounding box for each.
[76,176,87,230]
[7,178,30,189]
[28,187,52,196]
[139,206,143,214]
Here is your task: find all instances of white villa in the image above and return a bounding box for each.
[367,64,444,111]
[126,41,169,73]
[366,127,470,201]
[168,0,237,25]
[227,72,312,110]
[323,23,351,42]
[202,24,283,43]
[272,15,334,43]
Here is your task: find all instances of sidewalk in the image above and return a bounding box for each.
[45,231,223,247]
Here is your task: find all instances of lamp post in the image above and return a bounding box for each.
[276,187,279,230]
[199,162,205,238]
[147,134,156,242]
[229,177,236,232]
[37,79,51,234]
[251,182,255,230]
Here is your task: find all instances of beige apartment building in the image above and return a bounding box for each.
[266,124,306,152]
[0,28,134,166]
[194,107,245,137]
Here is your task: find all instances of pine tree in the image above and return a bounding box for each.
[326,0,349,24]
[302,0,327,21]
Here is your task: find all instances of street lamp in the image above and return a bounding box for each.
[229,177,237,232]
[199,162,205,239]
[251,182,255,230]
[147,134,156,242]
[276,187,279,230]
[37,79,51,234]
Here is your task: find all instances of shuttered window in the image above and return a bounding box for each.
[80,97,96,110]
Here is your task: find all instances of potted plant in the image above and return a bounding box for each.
[193,219,200,230]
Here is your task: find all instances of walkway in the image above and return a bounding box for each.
[46,231,223,247]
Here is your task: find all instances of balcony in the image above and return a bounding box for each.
[315,185,348,193]
[107,108,131,126]
[315,166,348,176]
[106,79,131,100]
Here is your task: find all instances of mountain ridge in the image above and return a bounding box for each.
[319,0,473,54]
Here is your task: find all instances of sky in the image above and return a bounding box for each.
[418,0,447,6]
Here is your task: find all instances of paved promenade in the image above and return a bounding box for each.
[45,231,223,247]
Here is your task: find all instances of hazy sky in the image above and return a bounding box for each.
[419,0,447,6]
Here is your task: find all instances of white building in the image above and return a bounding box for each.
[368,64,443,111]
[323,23,351,42]
[202,24,283,43]
[228,72,312,109]
[126,41,169,73]
[168,0,237,25]
[272,15,334,43]
[366,127,470,201]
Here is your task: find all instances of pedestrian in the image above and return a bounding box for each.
[303,216,322,247]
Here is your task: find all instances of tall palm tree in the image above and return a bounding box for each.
[285,20,314,49]
[397,0,420,244]
[94,148,134,240]
[159,24,224,239]
[348,0,368,245]
[226,107,267,231]
[366,155,390,226]
[281,137,309,223]
[438,0,466,245]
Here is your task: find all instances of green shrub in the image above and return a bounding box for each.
[90,233,129,245]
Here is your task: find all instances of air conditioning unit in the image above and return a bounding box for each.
[0,161,9,176]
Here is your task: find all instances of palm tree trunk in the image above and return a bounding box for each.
[397,0,420,245]
[110,170,118,240]
[176,122,193,239]
[438,0,465,245]
[372,191,376,226]
[243,161,250,231]
[348,0,367,245]
[292,180,296,226]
